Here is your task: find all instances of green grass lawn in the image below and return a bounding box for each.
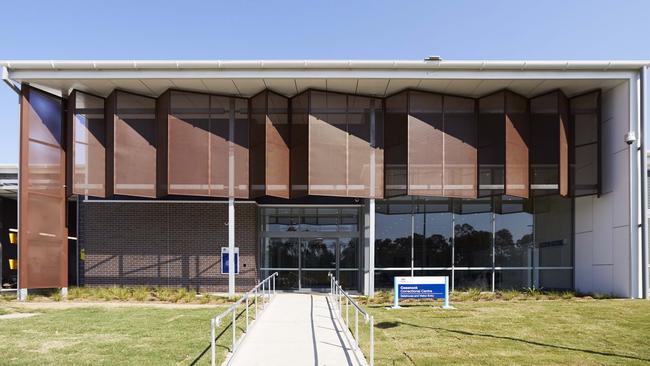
[0,302,255,366]
[1,297,649,365]
[354,299,650,365]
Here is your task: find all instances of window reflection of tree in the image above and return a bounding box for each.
[266,239,298,268]
[495,229,533,266]
[375,236,411,267]
[454,222,492,266]
[302,240,336,268]
[340,239,358,268]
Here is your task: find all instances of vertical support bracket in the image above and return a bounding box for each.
[369,198,375,297]
[228,99,236,296]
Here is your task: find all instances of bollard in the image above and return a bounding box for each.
[211,318,216,366]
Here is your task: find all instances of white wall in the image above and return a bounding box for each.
[574,81,633,297]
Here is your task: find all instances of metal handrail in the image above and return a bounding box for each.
[328,273,374,366]
[210,272,278,366]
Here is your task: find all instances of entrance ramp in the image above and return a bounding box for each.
[227,293,368,366]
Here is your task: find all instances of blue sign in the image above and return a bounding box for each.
[221,247,239,275]
[393,276,451,309]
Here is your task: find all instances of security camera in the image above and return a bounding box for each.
[624,131,637,145]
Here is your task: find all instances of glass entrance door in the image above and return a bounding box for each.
[260,207,361,291]
[300,238,336,288]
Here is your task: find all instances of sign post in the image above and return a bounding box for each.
[392,276,452,309]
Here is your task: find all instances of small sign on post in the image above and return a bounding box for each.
[392,276,451,309]
[221,247,239,275]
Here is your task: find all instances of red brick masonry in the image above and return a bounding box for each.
[79,201,258,292]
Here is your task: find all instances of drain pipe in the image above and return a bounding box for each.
[641,65,649,299]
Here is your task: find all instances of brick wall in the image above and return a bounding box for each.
[79,201,258,292]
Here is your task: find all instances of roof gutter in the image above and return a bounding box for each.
[1,66,20,94]
[2,60,650,71]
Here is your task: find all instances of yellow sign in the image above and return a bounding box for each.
[80,248,86,261]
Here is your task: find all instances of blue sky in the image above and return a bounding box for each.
[1,0,649,163]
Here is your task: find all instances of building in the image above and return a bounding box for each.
[1,60,648,299]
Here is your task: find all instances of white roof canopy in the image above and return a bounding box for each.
[3,59,647,98]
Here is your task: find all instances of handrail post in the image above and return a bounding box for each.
[370,315,374,366]
[245,294,249,332]
[262,281,265,307]
[345,296,350,328]
[355,308,359,347]
[211,318,216,366]
[232,307,236,354]
[273,274,276,296]
[255,288,258,316]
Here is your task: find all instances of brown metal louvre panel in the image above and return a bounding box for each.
[266,91,290,198]
[110,91,157,198]
[19,85,68,288]
[69,90,106,197]
[167,90,210,196]
[504,91,530,198]
[443,95,477,198]
[530,92,560,196]
[373,100,385,198]
[209,96,230,197]
[570,90,600,196]
[308,91,347,197]
[249,92,267,198]
[478,92,505,197]
[347,95,382,198]
[233,98,249,198]
[290,92,309,198]
[407,91,443,197]
[384,92,408,197]
[558,93,570,196]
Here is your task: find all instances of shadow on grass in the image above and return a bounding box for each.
[189,306,250,366]
[375,321,650,363]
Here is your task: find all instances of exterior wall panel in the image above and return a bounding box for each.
[290,92,309,197]
[19,85,68,289]
[108,91,158,198]
[166,91,211,196]
[478,92,506,197]
[407,91,443,196]
[250,91,290,198]
[504,91,530,198]
[67,90,106,197]
[570,91,601,197]
[443,95,477,198]
[383,92,408,197]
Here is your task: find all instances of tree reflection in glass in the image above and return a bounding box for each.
[302,238,336,268]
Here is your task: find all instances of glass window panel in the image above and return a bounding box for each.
[454,270,491,290]
[535,195,572,267]
[454,200,492,267]
[262,270,298,289]
[495,197,533,267]
[340,208,359,232]
[339,238,358,268]
[375,202,412,268]
[262,238,299,268]
[495,270,531,290]
[374,270,411,289]
[302,239,336,268]
[338,270,359,290]
[538,269,572,290]
[301,271,332,288]
[414,203,452,268]
[478,92,505,196]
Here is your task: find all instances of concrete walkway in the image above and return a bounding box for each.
[228,293,368,366]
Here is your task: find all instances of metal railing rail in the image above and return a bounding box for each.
[328,273,374,366]
[210,272,278,366]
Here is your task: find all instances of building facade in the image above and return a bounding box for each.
[1,60,648,298]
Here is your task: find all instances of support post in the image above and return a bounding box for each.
[641,65,649,299]
[210,318,216,366]
[369,198,375,297]
[18,288,27,302]
[228,197,235,296]
[61,287,68,299]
